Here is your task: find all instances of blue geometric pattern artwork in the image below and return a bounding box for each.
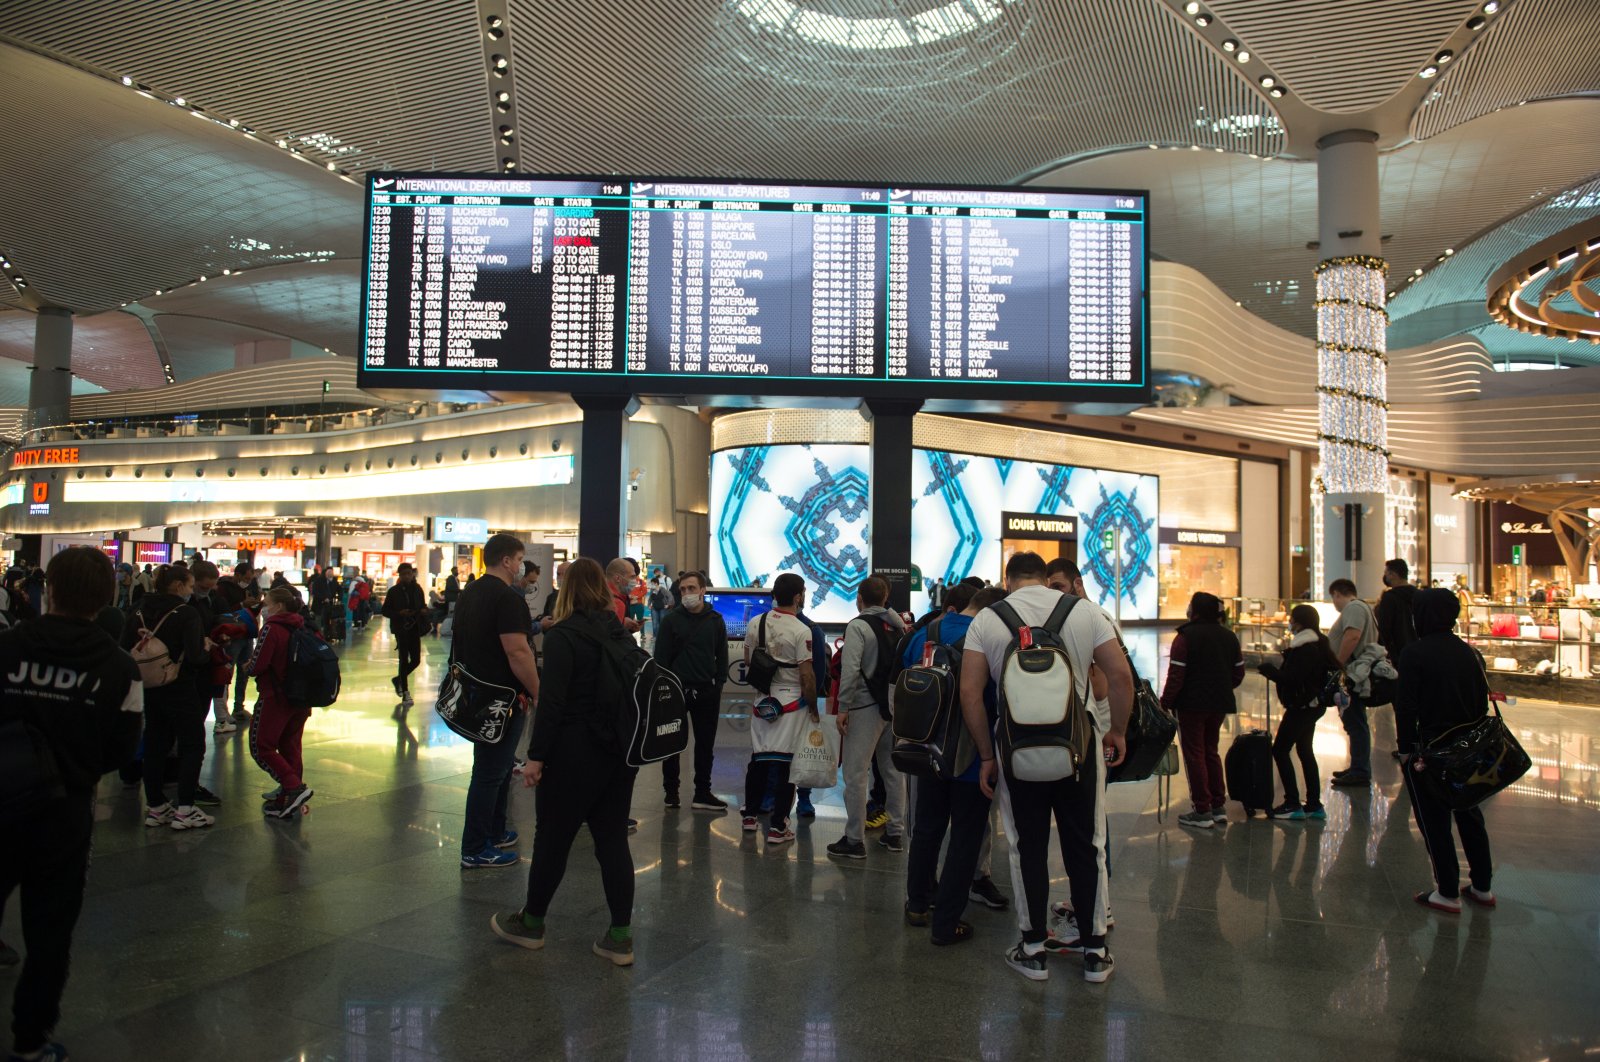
[713,444,770,589]
[1080,484,1157,608]
[779,456,869,611]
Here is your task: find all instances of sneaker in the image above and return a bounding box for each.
[232,709,250,723]
[1304,804,1327,820]
[1042,930,1084,955]
[1270,803,1306,820]
[402,691,414,707]
[865,809,890,831]
[7,1042,68,1061]
[741,816,760,833]
[931,921,974,946]
[766,827,795,845]
[795,797,816,818]
[827,837,867,860]
[1414,889,1462,913]
[269,786,313,819]
[192,786,222,807]
[664,793,681,810]
[877,833,905,853]
[169,807,215,830]
[512,759,526,775]
[1082,948,1115,984]
[1005,941,1049,982]
[213,720,238,734]
[260,786,283,802]
[144,803,174,827]
[1178,811,1214,830]
[1211,807,1228,824]
[691,793,729,811]
[1050,902,1116,932]
[969,876,1009,911]
[593,932,635,967]
[461,846,519,869]
[492,829,519,849]
[262,794,287,817]
[490,910,544,951]
[1332,774,1371,788]
[1463,886,1497,908]
[904,905,931,928]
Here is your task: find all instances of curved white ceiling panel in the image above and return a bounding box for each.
[0,307,165,391]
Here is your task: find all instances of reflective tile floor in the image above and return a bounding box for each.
[7,629,1599,1061]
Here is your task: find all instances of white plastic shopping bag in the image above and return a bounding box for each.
[788,713,840,790]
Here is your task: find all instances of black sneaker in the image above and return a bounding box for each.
[391,676,405,699]
[691,793,728,811]
[969,876,1010,911]
[1332,774,1371,788]
[664,793,681,810]
[877,833,904,853]
[827,837,867,860]
[271,785,314,819]
[1083,948,1115,983]
[1005,941,1049,982]
[904,905,931,928]
[192,786,221,807]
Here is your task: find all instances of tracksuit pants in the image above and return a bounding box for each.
[1178,711,1227,814]
[996,746,1108,950]
[841,709,907,842]
[1401,757,1493,899]
[906,777,992,939]
[395,630,422,692]
[250,700,312,791]
[662,683,720,798]
[524,725,639,927]
[1,795,92,1055]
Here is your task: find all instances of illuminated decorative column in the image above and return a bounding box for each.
[1315,131,1388,592]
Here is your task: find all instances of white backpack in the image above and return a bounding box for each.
[131,610,180,688]
[992,595,1094,782]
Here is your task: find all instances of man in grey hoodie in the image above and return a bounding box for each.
[826,575,908,860]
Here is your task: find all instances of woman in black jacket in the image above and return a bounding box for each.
[1160,592,1244,830]
[123,565,210,829]
[1258,604,1341,821]
[1397,588,1495,914]
[491,557,640,966]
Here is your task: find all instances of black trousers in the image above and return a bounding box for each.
[395,630,422,689]
[743,757,793,830]
[1401,756,1493,899]
[662,683,720,797]
[1273,706,1325,807]
[907,777,992,939]
[1,794,93,1054]
[524,725,639,927]
[140,693,207,807]
[997,749,1108,949]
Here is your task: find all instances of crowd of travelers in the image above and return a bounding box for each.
[0,540,1502,1061]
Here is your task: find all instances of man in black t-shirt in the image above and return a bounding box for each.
[457,534,542,869]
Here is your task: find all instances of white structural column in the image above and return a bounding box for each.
[28,307,73,430]
[1315,131,1387,593]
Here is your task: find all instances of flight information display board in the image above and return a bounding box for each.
[359,173,1148,401]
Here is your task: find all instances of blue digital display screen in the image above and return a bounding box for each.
[703,589,772,640]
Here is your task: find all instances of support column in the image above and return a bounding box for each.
[315,517,332,569]
[574,393,639,563]
[1316,130,1388,595]
[864,398,922,613]
[28,307,73,430]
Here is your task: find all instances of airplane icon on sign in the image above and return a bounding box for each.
[373,178,395,189]
[890,188,911,200]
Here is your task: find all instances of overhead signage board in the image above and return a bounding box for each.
[358,172,1149,402]
[427,516,489,543]
[1002,511,1077,538]
[1159,527,1242,548]
[12,447,80,467]
[132,542,172,565]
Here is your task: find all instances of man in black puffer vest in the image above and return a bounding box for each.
[0,547,142,1062]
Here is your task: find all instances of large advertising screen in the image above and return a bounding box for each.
[708,443,1159,624]
[359,173,1148,402]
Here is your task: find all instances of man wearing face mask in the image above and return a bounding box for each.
[605,558,643,635]
[653,571,729,811]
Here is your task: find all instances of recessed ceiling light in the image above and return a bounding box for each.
[1184,1,1199,12]
[222,268,231,275]
[1419,65,1439,78]
[326,161,338,170]
[1269,86,1286,98]
[120,75,133,86]
[1467,15,1485,28]
[1414,268,1423,275]
[1259,75,1275,88]
[1436,49,1454,63]
[1190,144,1201,151]
[1483,1,1499,13]
[1195,13,1211,25]
[1222,38,1238,52]
[492,55,509,70]
[1236,50,1250,62]
[1444,248,1454,256]
[1147,143,1158,149]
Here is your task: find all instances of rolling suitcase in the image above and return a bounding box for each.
[1225,731,1274,818]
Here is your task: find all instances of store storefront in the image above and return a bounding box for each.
[1488,501,1569,602]
[1429,482,1476,591]
[1158,528,1240,619]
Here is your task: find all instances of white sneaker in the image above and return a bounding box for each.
[169,806,215,830]
[213,720,238,734]
[144,803,174,827]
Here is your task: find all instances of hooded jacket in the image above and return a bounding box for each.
[0,614,143,793]
[121,593,205,709]
[250,608,307,711]
[1395,588,1489,748]
[1258,628,1341,711]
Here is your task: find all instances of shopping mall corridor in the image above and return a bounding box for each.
[25,628,1600,1062]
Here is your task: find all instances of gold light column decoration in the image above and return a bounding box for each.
[1315,254,1389,494]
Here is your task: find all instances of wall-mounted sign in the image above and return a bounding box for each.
[426,516,489,544]
[12,447,80,467]
[237,537,306,553]
[28,480,50,516]
[1159,527,1242,548]
[1002,512,1077,538]
[132,542,173,565]
[1490,502,1563,566]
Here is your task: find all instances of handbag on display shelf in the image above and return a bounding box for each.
[1417,701,1531,810]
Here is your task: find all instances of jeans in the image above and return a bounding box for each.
[524,725,639,927]
[140,692,208,808]
[462,711,526,856]
[1273,706,1325,807]
[662,683,720,797]
[842,709,906,842]
[906,778,992,939]
[1340,694,1371,777]
[0,794,92,1054]
[231,641,253,713]
[250,700,312,790]
[744,757,793,830]
[395,630,422,690]
[1401,756,1492,899]
[1178,711,1227,814]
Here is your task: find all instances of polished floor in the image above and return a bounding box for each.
[8,626,1599,1061]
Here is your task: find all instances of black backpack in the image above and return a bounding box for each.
[577,616,689,766]
[891,615,972,779]
[283,626,341,709]
[852,613,901,721]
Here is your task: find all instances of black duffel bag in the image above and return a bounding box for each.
[1416,701,1530,810]
[1107,639,1178,785]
